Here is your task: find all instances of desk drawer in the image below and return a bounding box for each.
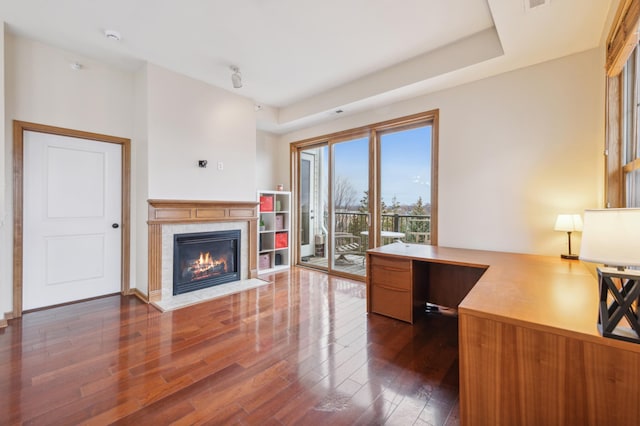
[370,255,411,271]
[371,284,411,323]
[370,256,411,290]
[370,265,411,290]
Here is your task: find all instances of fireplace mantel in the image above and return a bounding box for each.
[147,199,259,302]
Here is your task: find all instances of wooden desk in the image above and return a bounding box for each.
[366,243,640,425]
[366,244,486,323]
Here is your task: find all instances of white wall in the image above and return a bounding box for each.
[280,48,605,256]
[0,25,5,223]
[134,64,258,293]
[0,24,6,318]
[146,64,256,201]
[2,34,135,315]
[5,35,135,136]
[1,35,259,312]
[133,66,149,295]
[256,130,289,191]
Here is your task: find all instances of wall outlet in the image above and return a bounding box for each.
[217,161,224,171]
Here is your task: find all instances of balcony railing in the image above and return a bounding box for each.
[332,211,431,244]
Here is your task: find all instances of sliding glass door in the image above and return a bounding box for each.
[300,152,316,258]
[298,146,328,267]
[378,124,433,247]
[293,110,438,280]
[296,137,369,278]
[331,135,369,276]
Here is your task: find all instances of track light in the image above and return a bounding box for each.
[230,65,242,89]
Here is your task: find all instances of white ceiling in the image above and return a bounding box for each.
[0,0,618,133]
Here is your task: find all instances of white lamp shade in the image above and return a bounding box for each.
[579,208,640,267]
[554,214,583,232]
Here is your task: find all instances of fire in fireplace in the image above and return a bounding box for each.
[173,229,241,295]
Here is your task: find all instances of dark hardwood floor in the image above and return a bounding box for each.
[0,267,459,425]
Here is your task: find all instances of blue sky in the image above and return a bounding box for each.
[333,126,431,206]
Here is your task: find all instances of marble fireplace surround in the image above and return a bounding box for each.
[147,200,259,302]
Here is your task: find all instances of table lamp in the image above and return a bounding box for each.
[579,208,640,343]
[554,214,583,259]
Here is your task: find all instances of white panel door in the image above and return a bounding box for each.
[23,131,122,310]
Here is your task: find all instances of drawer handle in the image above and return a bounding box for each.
[374,284,409,293]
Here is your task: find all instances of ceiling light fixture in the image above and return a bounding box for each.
[70,62,83,71]
[104,29,121,41]
[230,65,242,89]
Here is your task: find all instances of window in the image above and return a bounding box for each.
[621,46,640,206]
[605,0,640,207]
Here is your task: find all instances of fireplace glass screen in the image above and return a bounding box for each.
[173,229,240,295]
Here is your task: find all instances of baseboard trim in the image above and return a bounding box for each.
[0,311,14,328]
[131,288,149,303]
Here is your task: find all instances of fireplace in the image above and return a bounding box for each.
[173,229,241,295]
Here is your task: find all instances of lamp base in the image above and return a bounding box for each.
[597,267,640,344]
[560,253,579,260]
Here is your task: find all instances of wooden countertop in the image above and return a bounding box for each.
[367,243,640,353]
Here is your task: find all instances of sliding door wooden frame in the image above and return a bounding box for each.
[290,109,439,279]
[291,141,329,270]
[372,113,439,248]
[328,131,370,280]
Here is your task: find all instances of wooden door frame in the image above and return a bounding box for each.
[12,120,131,317]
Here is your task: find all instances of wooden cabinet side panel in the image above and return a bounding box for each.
[460,313,640,425]
[459,314,516,425]
[582,339,640,423]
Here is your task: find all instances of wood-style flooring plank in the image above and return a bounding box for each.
[0,267,459,425]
